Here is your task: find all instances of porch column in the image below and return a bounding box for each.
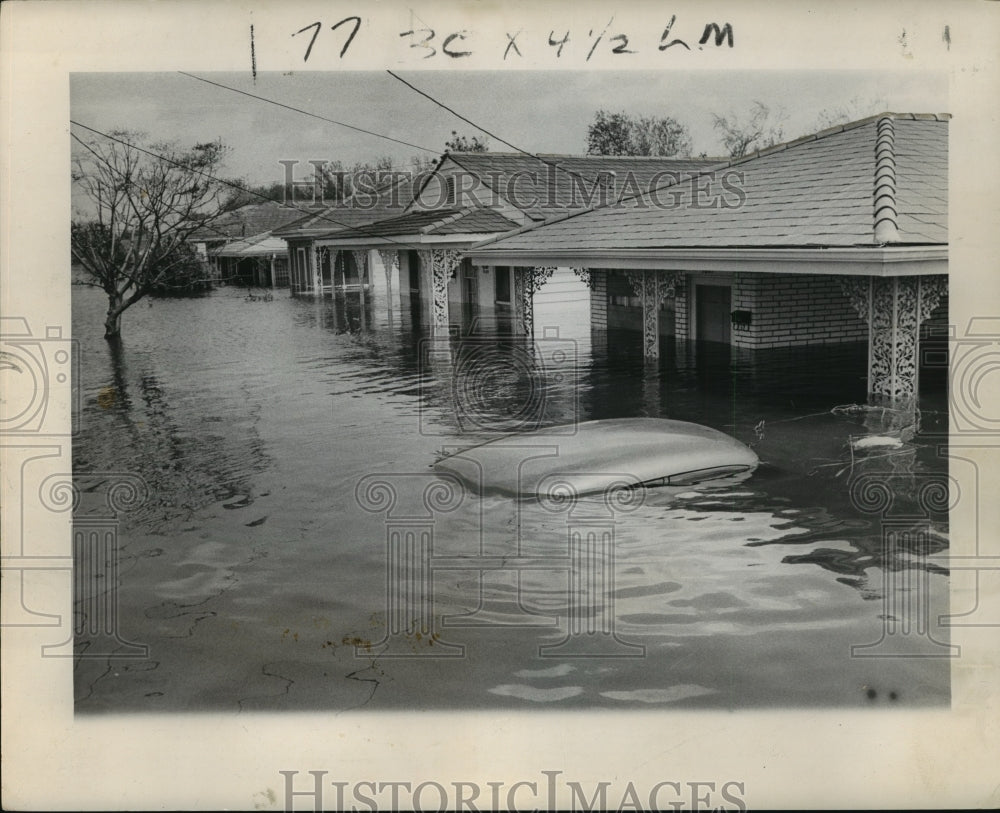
[335,250,346,291]
[840,275,947,405]
[377,249,399,329]
[514,266,555,336]
[311,245,323,296]
[418,249,463,334]
[351,249,369,287]
[624,270,681,360]
[270,255,277,289]
[352,250,369,330]
[377,249,398,296]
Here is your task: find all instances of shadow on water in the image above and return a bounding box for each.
[76,332,271,532]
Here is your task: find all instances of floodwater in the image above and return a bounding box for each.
[72,269,951,712]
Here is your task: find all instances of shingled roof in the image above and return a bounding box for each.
[189,201,305,242]
[313,206,520,244]
[212,231,288,258]
[273,173,416,239]
[421,152,719,221]
[467,114,948,260]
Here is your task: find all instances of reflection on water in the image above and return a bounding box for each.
[72,274,950,711]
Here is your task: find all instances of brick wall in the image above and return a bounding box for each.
[674,275,688,338]
[675,273,868,349]
[593,270,948,355]
[736,274,868,349]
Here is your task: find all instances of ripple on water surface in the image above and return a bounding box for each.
[71,285,951,711]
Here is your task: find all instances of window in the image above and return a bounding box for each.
[274,258,289,286]
[607,270,639,308]
[494,266,511,304]
[606,270,672,310]
[296,247,307,289]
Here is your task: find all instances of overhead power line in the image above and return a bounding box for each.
[385,70,598,187]
[183,69,705,219]
[386,69,718,211]
[178,71,439,155]
[70,121,418,248]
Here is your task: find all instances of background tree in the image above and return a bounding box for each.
[444,130,489,153]
[312,155,396,202]
[410,154,439,173]
[586,110,693,157]
[222,179,295,209]
[71,129,232,339]
[225,155,403,209]
[812,95,890,131]
[712,101,788,158]
[586,111,633,155]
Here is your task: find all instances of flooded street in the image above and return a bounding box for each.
[72,271,951,712]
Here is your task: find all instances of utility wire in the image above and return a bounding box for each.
[70,121,419,247]
[185,69,705,224]
[386,69,719,212]
[386,70,600,190]
[179,72,439,155]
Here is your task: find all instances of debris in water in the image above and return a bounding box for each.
[852,435,904,450]
[223,495,254,509]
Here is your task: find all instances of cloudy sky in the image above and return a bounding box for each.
[71,69,948,189]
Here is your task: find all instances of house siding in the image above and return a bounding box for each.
[589,270,608,331]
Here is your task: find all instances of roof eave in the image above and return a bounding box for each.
[316,232,509,249]
[465,245,949,277]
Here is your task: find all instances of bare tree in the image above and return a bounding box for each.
[410,154,439,173]
[712,101,788,159]
[813,96,890,131]
[71,129,232,339]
